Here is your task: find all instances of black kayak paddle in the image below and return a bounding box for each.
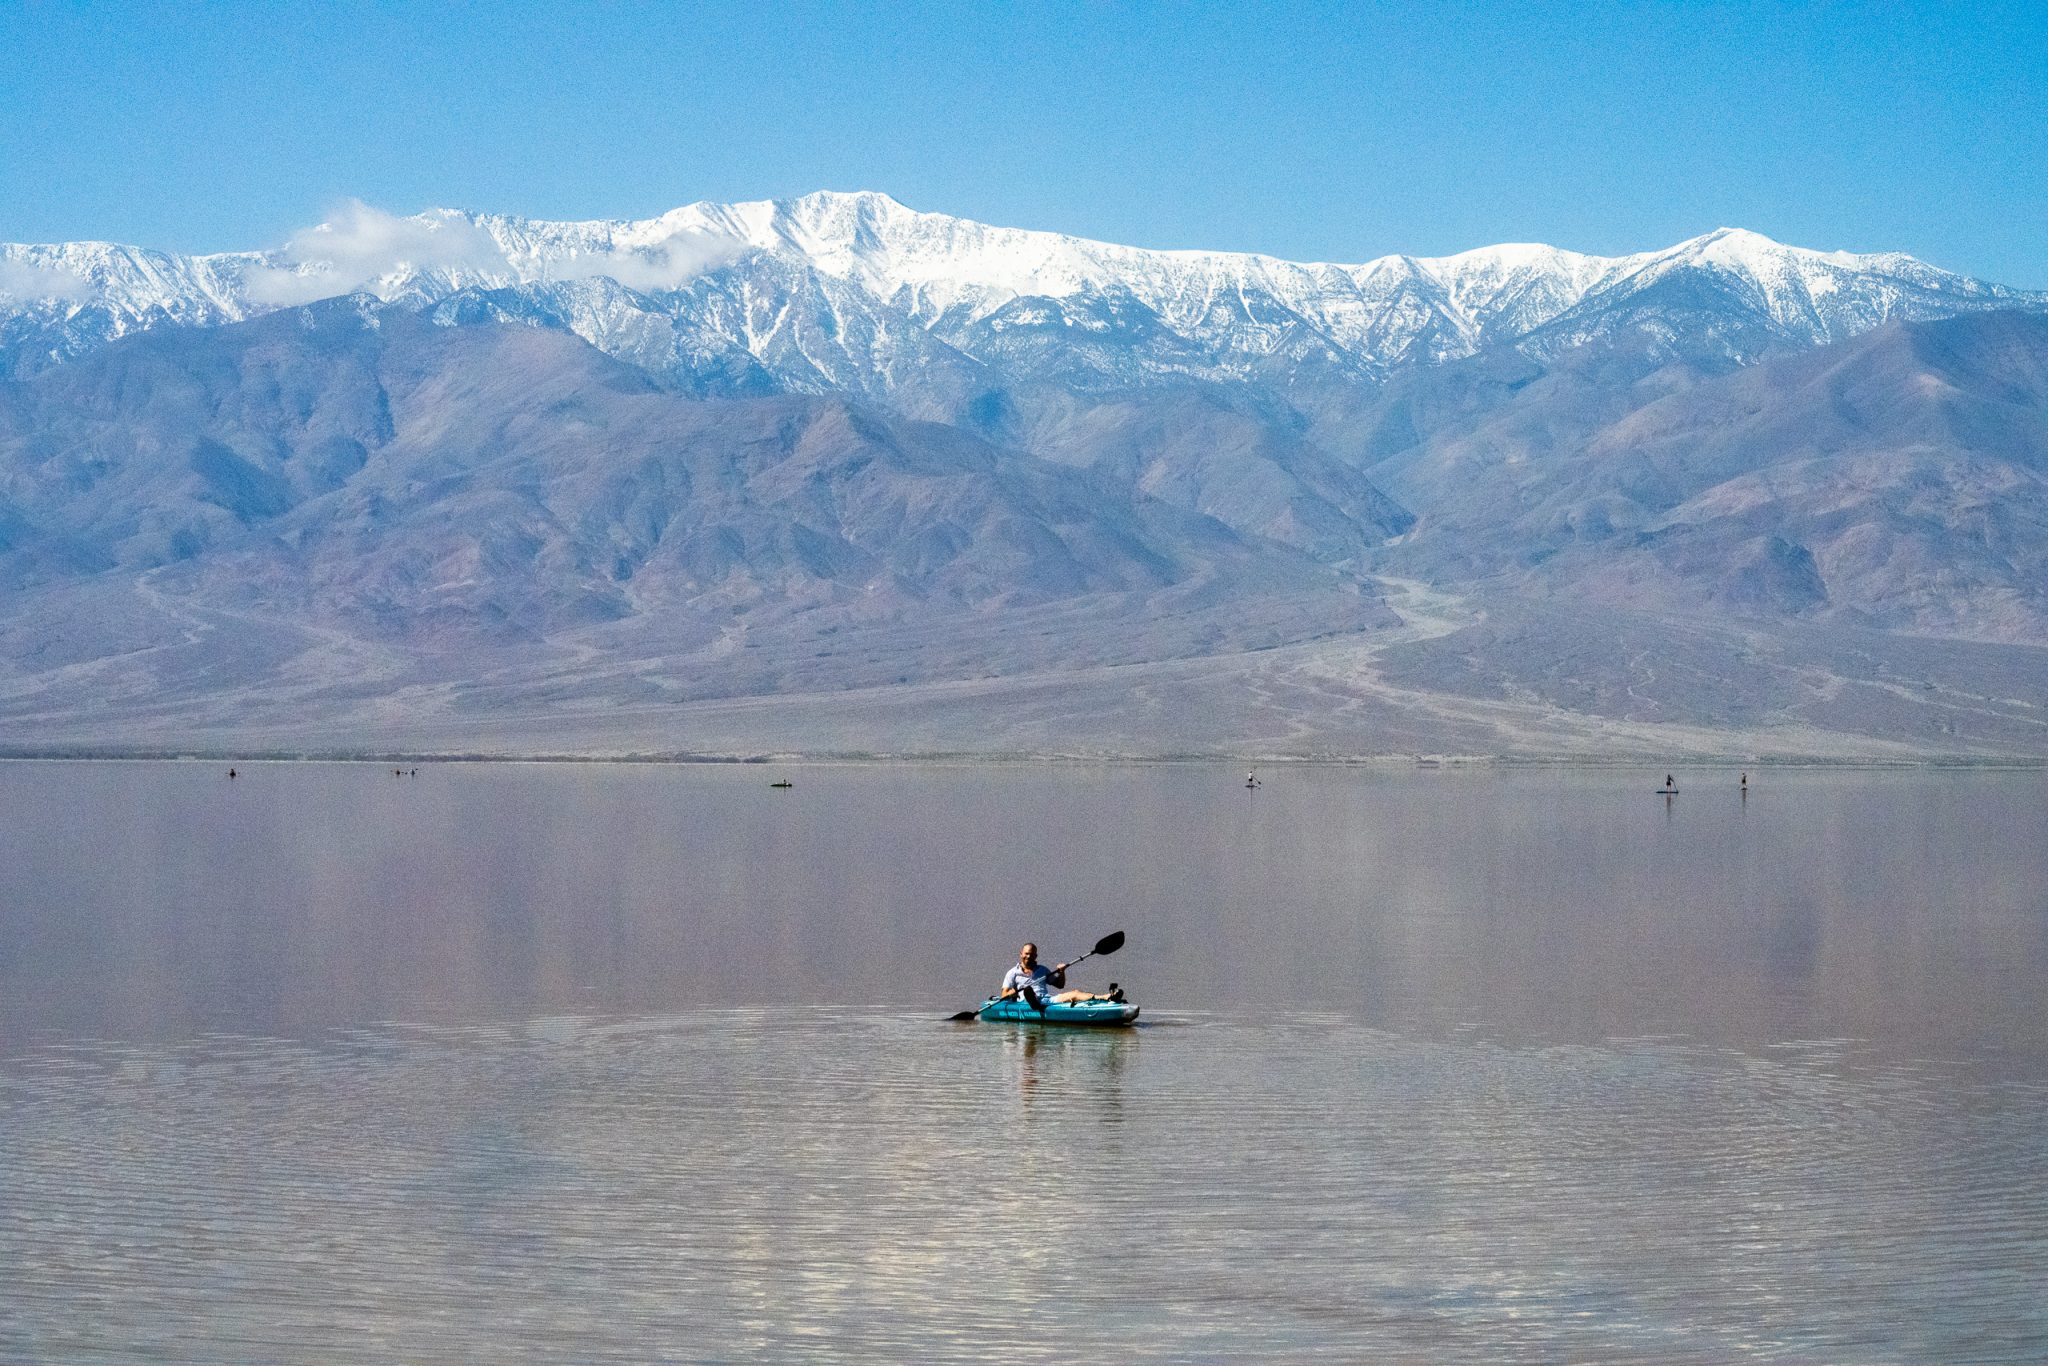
[948,931,1126,1021]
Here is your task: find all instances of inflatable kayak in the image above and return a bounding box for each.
[977,997,1140,1026]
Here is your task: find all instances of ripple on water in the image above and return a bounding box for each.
[2,1010,2046,1361]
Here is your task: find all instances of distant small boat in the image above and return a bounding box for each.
[769,780,793,788]
[1656,788,1678,795]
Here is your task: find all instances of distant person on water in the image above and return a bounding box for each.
[1001,943,1112,1005]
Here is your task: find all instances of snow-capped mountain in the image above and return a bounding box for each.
[5,192,2042,390]
[5,193,2048,756]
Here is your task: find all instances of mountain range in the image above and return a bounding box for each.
[3,192,2046,758]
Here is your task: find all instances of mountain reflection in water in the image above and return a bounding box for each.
[1,761,2044,1358]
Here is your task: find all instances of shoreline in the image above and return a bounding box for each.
[1,749,2043,770]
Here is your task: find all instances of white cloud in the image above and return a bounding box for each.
[0,259,90,302]
[544,229,742,293]
[243,200,510,306]
[242,199,743,308]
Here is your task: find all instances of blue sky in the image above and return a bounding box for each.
[3,1,2042,284]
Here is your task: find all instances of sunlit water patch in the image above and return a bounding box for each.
[3,1012,2045,1360]
[2,761,2045,1358]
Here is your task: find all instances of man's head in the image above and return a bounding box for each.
[1019,943,1038,968]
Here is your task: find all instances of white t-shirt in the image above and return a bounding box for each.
[1001,963,1061,1000]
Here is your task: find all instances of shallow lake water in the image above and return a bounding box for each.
[2,761,2045,1359]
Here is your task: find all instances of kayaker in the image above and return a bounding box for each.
[1000,943,1112,1005]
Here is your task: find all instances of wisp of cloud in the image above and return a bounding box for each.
[243,201,512,306]
[0,258,90,302]
[242,200,741,306]
[544,229,743,292]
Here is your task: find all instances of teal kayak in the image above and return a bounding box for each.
[977,998,1140,1026]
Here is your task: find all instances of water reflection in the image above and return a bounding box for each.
[1764,894,1822,984]
[3,763,2048,1355]
[996,1025,1134,1123]
[3,762,2045,1071]
[3,1012,2044,1359]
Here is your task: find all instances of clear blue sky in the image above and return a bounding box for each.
[3,0,2043,284]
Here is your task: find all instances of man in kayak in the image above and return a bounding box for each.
[1000,943,1116,1005]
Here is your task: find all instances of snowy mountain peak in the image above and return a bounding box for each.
[1642,226,1936,288]
[1691,225,1784,250]
[3,193,2043,386]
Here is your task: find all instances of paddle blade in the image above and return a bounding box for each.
[1092,930,1127,958]
[948,1009,980,1022]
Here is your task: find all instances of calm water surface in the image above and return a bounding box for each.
[2,762,2045,1359]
